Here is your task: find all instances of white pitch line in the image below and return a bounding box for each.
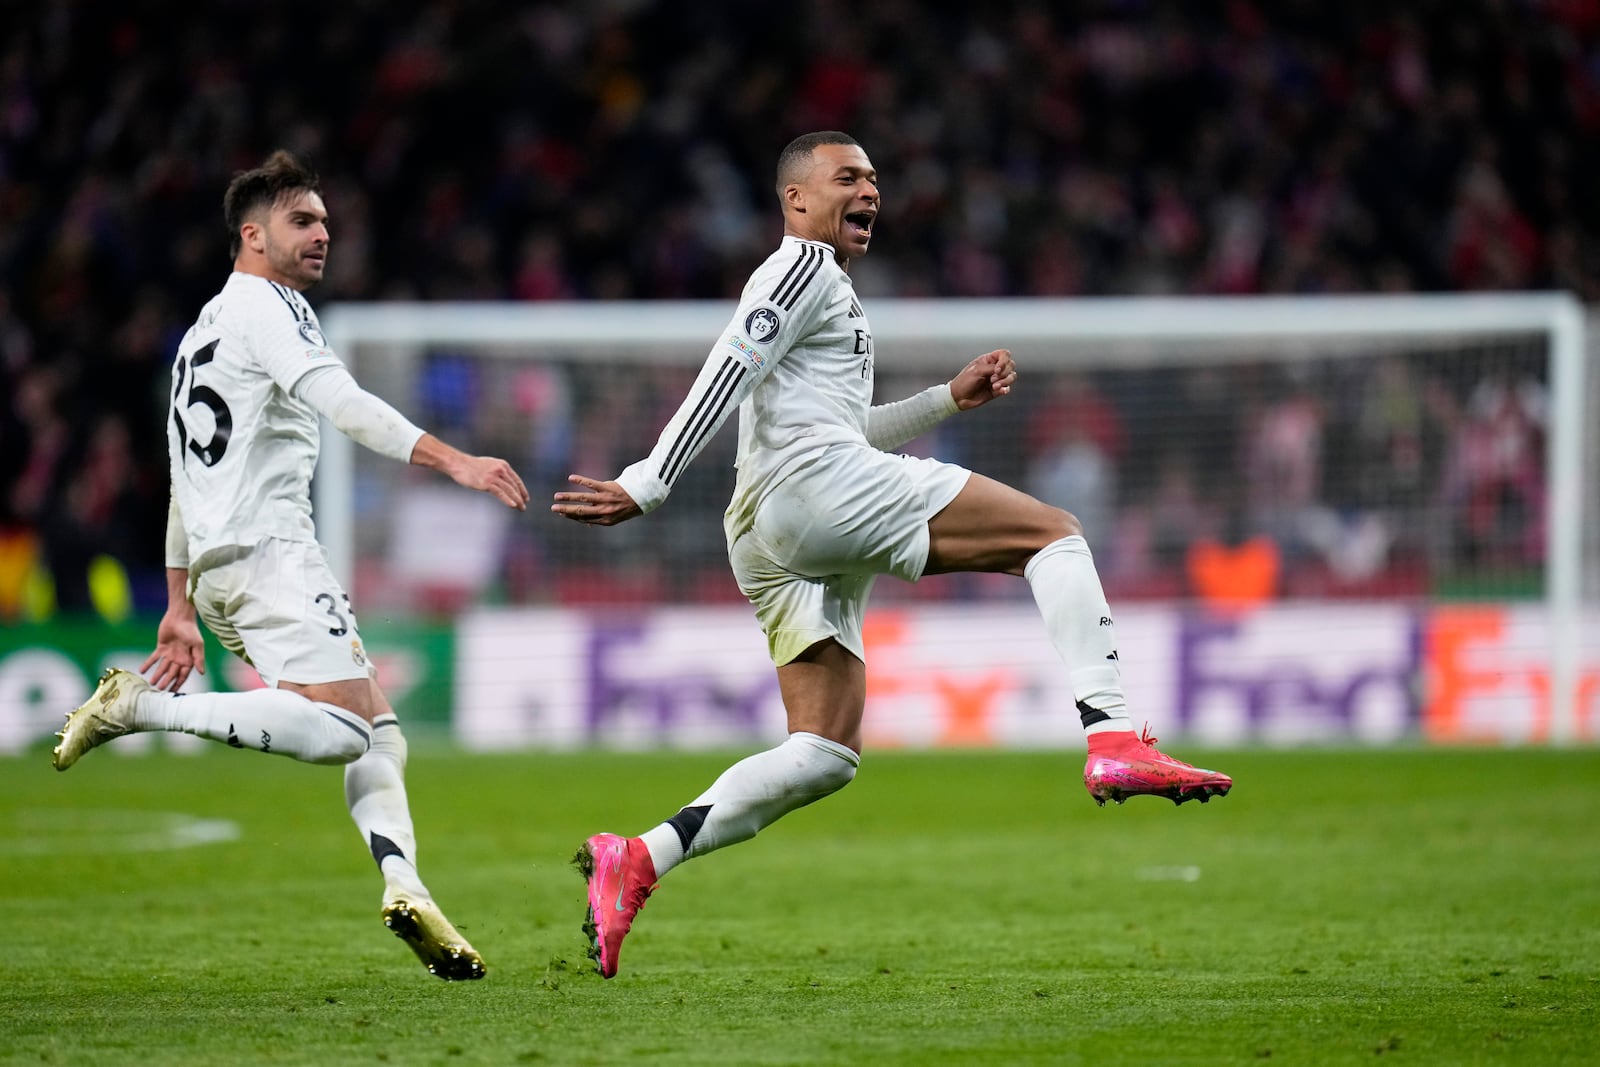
[0,809,241,856]
[1135,865,1202,882]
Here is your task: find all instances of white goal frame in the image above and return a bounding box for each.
[322,293,1589,743]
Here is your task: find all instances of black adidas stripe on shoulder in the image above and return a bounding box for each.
[267,281,308,323]
[770,244,825,311]
[660,356,747,486]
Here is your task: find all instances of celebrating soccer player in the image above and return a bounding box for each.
[52,150,530,980]
[552,131,1232,979]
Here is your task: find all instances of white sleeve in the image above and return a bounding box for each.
[614,329,764,512]
[292,365,427,463]
[164,493,189,569]
[866,383,960,451]
[615,258,828,512]
[246,281,345,393]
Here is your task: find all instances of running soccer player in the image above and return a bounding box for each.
[551,131,1232,979]
[52,150,529,981]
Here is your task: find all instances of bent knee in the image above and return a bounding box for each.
[817,755,858,795]
[1019,501,1082,546]
[310,734,371,766]
[310,700,374,765]
[1011,493,1082,543]
[789,731,861,796]
[1048,506,1085,541]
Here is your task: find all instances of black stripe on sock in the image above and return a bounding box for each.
[369,831,406,867]
[1076,699,1111,729]
[665,805,712,852]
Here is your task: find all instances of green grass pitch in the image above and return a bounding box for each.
[4,744,1598,1065]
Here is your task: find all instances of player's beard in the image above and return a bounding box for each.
[265,235,324,290]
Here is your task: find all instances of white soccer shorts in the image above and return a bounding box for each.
[191,538,376,688]
[728,445,970,665]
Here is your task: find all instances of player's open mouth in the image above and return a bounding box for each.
[846,212,874,238]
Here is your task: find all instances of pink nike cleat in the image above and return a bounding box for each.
[1084,725,1232,807]
[573,832,657,979]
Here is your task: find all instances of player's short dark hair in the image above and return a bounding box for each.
[775,131,860,196]
[223,150,321,259]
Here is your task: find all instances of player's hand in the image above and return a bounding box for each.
[451,455,530,510]
[948,349,1016,411]
[551,475,643,526]
[141,611,207,692]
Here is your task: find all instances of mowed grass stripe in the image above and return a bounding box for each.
[3,747,1597,1066]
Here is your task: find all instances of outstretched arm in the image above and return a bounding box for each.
[554,312,782,525]
[553,245,843,524]
[293,365,528,510]
[551,475,642,526]
[409,433,530,510]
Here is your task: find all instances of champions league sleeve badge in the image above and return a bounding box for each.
[744,307,781,343]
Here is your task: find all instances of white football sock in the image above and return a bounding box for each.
[132,687,371,763]
[1023,534,1134,737]
[344,716,428,900]
[639,731,859,878]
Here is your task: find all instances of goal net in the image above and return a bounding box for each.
[321,295,1593,748]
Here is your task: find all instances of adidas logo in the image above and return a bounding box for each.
[226,724,243,749]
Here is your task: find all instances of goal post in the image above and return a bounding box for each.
[320,293,1591,744]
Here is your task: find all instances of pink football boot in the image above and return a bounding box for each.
[574,833,658,978]
[1084,725,1232,806]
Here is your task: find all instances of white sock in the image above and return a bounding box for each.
[1023,534,1134,737]
[344,716,428,900]
[639,731,859,879]
[132,688,371,763]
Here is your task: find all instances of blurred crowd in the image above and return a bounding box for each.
[2,0,1595,619]
[372,343,1548,613]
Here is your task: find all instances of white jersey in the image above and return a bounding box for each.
[167,272,343,572]
[616,236,874,538]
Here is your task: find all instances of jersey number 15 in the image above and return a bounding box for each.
[172,339,234,468]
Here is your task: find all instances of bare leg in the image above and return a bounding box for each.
[634,638,863,878]
[924,474,1129,731]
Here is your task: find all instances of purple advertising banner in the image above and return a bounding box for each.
[455,603,1598,750]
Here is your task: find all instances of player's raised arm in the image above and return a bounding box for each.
[863,349,1015,452]
[948,348,1016,410]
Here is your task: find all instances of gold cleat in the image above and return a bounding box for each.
[381,896,486,981]
[53,667,151,771]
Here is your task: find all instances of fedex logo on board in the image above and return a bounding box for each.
[1172,609,1423,743]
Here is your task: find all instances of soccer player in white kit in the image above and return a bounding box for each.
[552,131,1232,979]
[52,151,530,980]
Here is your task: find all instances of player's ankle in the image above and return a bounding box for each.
[380,858,428,901]
[1086,727,1136,752]
[131,688,175,731]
